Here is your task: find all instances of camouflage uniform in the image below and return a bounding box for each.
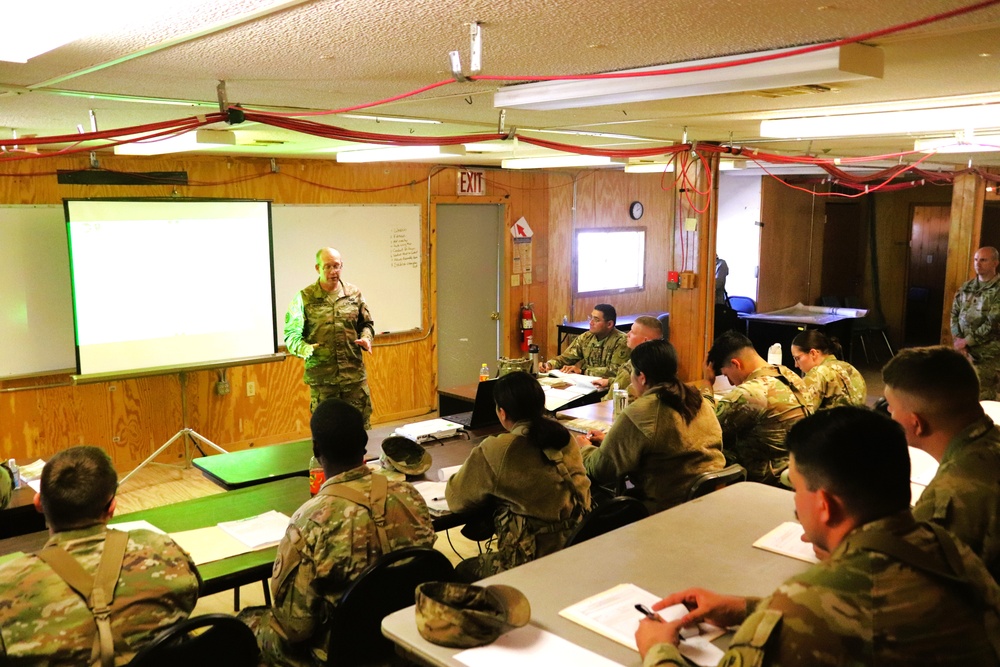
[0,525,200,665]
[913,415,1000,581]
[285,279,375,428]
[547,329,629,379]
[600,359,635,402]
[705,365,810,486]
[643,512,1000,666]
[800,355,867,412]
[240,465,435,667]
[951,275,1000,400]
[446,422,591,577]
[0,461,11,509]
[582,386,724,513]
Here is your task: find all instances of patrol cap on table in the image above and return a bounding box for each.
[415,581,531,648]
[380,435,432,476]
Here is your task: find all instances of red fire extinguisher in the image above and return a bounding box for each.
[520,303,535,352]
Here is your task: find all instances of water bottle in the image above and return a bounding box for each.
[612,389,628,419]
[7,459,20,489]
[529,343,539,376]
[308,456,325,496]
[479,363,490,382]
[767,343,782,366]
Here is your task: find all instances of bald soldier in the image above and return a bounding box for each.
[285,247,376,428]
[0,446,200,665]
[952,246,1000,399]
[592,315,664,401]
[637,407,1000,667]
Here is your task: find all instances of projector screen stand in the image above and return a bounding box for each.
[119,428,228,486]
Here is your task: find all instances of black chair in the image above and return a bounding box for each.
[657,312,671,341]
[564,496,649,547]
[128,614,259,667]
[844,297,894,364]
[686,464,748,501]
[326,546,455,666]
[819,295,843,308]
[727,296,757,315]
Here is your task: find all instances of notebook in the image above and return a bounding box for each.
[443,379,500,429]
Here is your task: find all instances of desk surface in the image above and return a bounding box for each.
[193,439,312,490]
[383,482,808,667]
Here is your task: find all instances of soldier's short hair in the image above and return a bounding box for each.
[882,346,979,412]
[594,303,617,325]
[632,315,663,338]
[40,446,117,531]
[706,330,754,373]
[312,398,368,466]
[787,406,910,524]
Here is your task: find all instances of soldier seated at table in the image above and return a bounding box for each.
[637,407,1000,667]
[0,446,200,665]
[592,315,664,402]
[239,399,436,667]
[539,303,630,379]
[704,331,810,486]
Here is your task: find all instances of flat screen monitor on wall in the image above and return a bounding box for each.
[64,199,278,379]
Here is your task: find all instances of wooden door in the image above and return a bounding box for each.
[820,203,864,301]
[907,205,950,346]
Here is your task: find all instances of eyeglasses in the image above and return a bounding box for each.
[588,315,605,322]
[792,353,809,365]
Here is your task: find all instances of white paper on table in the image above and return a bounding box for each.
[752,522,820,564]
[455,625,624,667]
[411,481,449,512]
[908,446,939,486]
[108,519,166,535]
[542,385,595,412]
[168,526,256,565]
[18,459,45,482]
[26,479,41,493]
[438,464,463,482]
[217,510,291,549]
[545,370,605,391]
[559,583,725,666]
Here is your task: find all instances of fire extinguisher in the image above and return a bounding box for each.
[520,302,535,352]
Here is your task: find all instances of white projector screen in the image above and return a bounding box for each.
[65,199,277,377]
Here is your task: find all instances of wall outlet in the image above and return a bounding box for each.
[215,381,230,396]
[246,381,256,397]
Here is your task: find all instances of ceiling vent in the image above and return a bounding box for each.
[748,84,838,98]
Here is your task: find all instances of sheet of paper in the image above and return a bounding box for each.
[908,446,939,486]
[18,459,45,482]
[752,521,820,564]
[438,464,463,482]
[911,481,927,506]
[542,385,596,412]
[108,519,166,535]
[559,583,725,667]
[546,370,604,391]
[26,479,41,493]
[218,510,291,549]
[395,418,463,442]
[562,417,611,434]
[412,481,449,513]
[168,526,256,565]
[456,625,624,667]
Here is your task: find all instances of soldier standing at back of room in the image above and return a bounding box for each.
[952,246,1000,400]
[285,247,375,428]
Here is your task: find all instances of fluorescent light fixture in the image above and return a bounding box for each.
[761,104,1000,139]
[494,43,881,111]
[463,142,514,153]
[335,145,465,163]
[114,129,237,156]
[521,128,657,142]
[502,155,617,169]
[915,134,1000,153]
[719,160,746,171]
[624,162,675,173]
[340,114,441,125]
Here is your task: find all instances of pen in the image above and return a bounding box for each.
[634,604,662,622]
[432,496,445,501]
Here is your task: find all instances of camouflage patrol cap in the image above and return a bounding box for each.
[380,435,432,476]
[415,581,531,648]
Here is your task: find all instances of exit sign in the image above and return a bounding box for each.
[457,169,486,196]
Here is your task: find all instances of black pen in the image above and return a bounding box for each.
[634,604,662,622]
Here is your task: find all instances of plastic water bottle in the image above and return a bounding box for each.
[7,459,20,489]
[479,363,490,382]
[308,456,325,496]
[529,343,539,375]
[767,343,782,366]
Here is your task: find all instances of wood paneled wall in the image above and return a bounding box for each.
[941,171,987,344]
[758,179,823,312]
[2,155,698,470]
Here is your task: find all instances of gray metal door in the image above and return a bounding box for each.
[436,204,502,388]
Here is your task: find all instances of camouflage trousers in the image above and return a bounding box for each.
[237,606,318,667]
[974,355,1000,401]
[309,381,372,430]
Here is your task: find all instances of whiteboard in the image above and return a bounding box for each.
[0,203,424,379]
[271,205,422,336]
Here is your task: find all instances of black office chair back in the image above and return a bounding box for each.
[686,464,748,501]
[656,312,670,341]
[727,296,757,315]
[326,546,455,666]
[564,496,649,547]
[128,613,259,667]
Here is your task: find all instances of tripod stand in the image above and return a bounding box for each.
[119,371,229,486]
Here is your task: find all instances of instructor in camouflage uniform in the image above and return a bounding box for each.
[883,345,1000,581]
[951,246,1000,400]
[239,400,435,667]
[285,247,375,428]
[0,446,200,664]
[704,331,810,486]
[637,407,1000,667]
[539,303,629,379]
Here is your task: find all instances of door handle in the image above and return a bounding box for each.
[490,311,501,321]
